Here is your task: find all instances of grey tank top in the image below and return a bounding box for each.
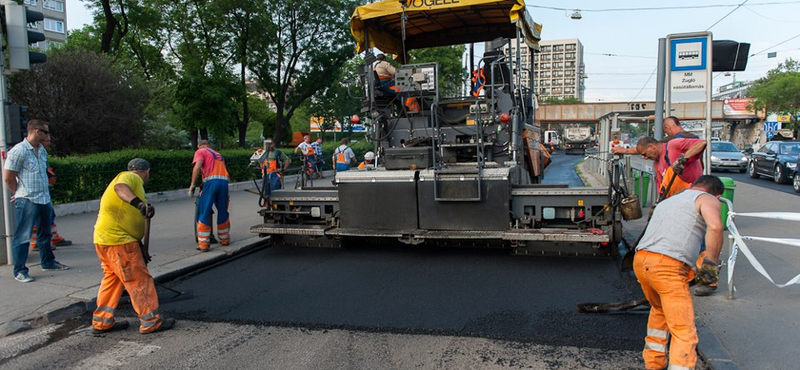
[637,189,708,266]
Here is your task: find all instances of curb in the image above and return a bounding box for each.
[0,236,271,338]
[697,317,741,370]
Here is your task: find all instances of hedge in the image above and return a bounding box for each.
[49,149,258,204]
[48,142,377,204]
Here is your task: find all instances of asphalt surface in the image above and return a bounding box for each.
[154,243,646,350]
[541,152,585,187]
[713,169,798,196]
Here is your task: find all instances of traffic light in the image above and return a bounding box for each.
[4,103,27,147]
[712,40,750,72]
[4,2,47,71]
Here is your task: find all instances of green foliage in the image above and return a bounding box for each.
[48,149,258,204]
[308,56,363,127]
[250,0,359,145]
[749,58,800,132]
[174,66,240,141]
[540,96,583,104]
[8,49,149,155]
[409,45,468,97]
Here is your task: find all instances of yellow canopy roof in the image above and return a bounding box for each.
[351,0,542,56]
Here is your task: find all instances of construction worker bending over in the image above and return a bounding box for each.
[612,117,699,156]
[92,158,175,334]
[357,151,376,170]
[332,138,356,172]
[294,135,319,177]
[614,136,706,200]
[633,175,724,370]
[189,140,231,251]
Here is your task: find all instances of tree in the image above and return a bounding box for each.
[749,58,800,136]
[308,56,362,132]
[540,96,582,104]
[8,50,148,155]
[250,0,358,146]
[408,45,467,97]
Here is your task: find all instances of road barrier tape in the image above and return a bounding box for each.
[723,199,800,298]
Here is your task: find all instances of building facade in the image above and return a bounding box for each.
[712,80,753,100]
[508,38,585,102]
[23,0,67,51]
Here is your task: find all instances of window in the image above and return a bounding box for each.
[554,45,564,52]
[554,71,562,77]
[553,62,562,69]
[565,87,575,93]
[541,71,550,78]
[540,87,549,94]
[24,0,37,6]
[566,79,575,85]
[566,44,576,51]
[541,63,550,69]
[541,46,551,52]
[541,54,550,61]
[553,53,563,60]
[551,79,561,85]
[44,18,65,33]
[565,52,575,59]
[43,0,64,12]
[566,61,576,68]
[566,70,575,76]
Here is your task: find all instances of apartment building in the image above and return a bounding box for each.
[23,0,67,51]
[504,38,585,102]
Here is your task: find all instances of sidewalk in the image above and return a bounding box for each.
[582,157,799,370]
[0,171,332,337]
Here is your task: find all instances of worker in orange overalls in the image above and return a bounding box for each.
[633,175,723,370]
[92,158,175,334]
[261,139,290,193]
[189,140,231,251]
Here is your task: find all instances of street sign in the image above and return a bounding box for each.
[766,131,775,140]
[763,121,779,131]
[777,115,791,123]
[668,35,711,103]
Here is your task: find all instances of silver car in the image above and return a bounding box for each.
[711,141,748,173]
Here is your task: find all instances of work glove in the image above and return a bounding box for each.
[144,203,155,219]
[695,258,719,285]
[189,184,196,197]
[672,153,688,175]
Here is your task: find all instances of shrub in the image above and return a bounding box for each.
[49,149,260,204]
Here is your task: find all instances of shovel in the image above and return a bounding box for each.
[142,214,193,301]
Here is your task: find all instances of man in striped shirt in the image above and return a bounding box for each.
[3,119,69,283]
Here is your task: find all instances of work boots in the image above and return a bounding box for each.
[92,320,130,335]
[693,284,717,297]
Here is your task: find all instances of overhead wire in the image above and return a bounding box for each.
[528,1,800,13]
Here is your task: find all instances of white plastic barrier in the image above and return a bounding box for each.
[723,198,800,299]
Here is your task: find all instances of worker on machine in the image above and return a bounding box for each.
[357,151,376,170]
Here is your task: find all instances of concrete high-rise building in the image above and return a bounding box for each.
[22,0,67,51]
[510,38,584,102]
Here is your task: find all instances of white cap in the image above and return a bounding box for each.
[364,151,375,160]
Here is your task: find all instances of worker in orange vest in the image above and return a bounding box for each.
[357,151,376,170]
[189,140,231,251]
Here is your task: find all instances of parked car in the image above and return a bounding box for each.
[748,141,800,184]
[793,155,800,193]
[710,141,748,173]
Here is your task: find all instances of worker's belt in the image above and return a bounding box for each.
[203,175,230,182]
[377,75,392,80]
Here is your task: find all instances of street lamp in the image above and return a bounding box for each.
[570,10,582,20]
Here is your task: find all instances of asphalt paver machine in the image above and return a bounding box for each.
[251,0,624,256]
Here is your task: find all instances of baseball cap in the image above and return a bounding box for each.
[127,158,151,171]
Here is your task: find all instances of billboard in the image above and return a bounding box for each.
[722,98,757,119]
[310,117,365,132]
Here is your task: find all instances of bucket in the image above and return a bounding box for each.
[620,195,642,220]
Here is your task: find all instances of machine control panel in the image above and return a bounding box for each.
[394,63,437,95]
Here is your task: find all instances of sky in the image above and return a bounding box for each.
[66,0,800,103]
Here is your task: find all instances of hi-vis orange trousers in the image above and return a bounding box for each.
[633,250,698,370]
[93,242,165,333]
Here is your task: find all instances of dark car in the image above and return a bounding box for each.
[710,141,748,173]
[793,155,800,193]
[748,141,800,184]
